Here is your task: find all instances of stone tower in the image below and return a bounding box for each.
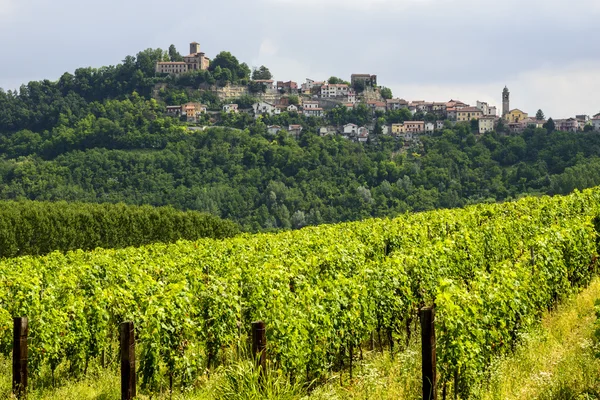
[190,42,200,55]
[502,86,510,118]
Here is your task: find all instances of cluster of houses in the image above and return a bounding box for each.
[158,45,600,142]
[266,123,370,142]
[166,86,600,145]
[166,101,240,122]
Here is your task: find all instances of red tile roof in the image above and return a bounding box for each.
[458,107,483,113]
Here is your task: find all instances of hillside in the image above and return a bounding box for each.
[2,46,600,231]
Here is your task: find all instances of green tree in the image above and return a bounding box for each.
[353,80,366,93]
[136,48,166,77]
[386,108,412,124]
[233,95,259,109]
[544,118,555,132]
[536,109,545,120]
[328,76,349,85]
[496,118,506,133]
[210,52,250,82]
[288,95,299,106]
[248,81,266,94]
[374,117,385,135]
[168,45,184,62]
[470,119,479,133]
[380,87,393,100]
[252,65,273,80]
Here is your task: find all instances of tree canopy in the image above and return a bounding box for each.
[536,109,545,120]
[2,46,600,233]
[209,51,251,83]
[328,77,349,85]
[252,65,273,80]
[380,87,393,100]
[168,45,184,62]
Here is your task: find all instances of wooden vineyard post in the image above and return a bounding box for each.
[13,317,28,399]
[120,321,136,400]
[252,321,267,379]
[421,307,437,400]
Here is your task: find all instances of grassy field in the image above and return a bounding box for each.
[3,279,600,399]
[477,278,600,399]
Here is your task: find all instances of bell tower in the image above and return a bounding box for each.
[190,42,200,55]
[502,86,510,118]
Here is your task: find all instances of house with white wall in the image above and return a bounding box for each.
[223,104,239,113]
[253,101,280,117]
[321,83,350,98]
[343,123,358,135]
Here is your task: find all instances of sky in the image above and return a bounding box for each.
[1,0,599,118]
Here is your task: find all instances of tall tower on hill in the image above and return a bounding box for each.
[190,42,200,55]
[502,86,510,118]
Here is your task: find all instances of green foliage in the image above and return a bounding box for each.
[352,80,366,93]
[0,188,599,396]
[544,118,556,132]
[536,109,545,120]
[210,52,251,83]
[168,45,184,62]
[248,81,267,94]
[4,47,600,234]
[251,65,272,81]
[380,87,393,100]
[231,95,259,110]
[174,70,211,87]
[328,76,349,85]
[496,118,507,133]
[3,107,600,231]
[0,200,239,258]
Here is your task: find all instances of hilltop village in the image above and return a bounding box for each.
[157,42,600,144]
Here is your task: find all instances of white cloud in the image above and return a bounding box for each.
[258,38,278,57]
[1,0,599,121]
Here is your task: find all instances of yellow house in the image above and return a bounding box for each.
[505,109,528,123]
[456,107,483,122]
[391,123,407,135]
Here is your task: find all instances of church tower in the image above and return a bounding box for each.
[502,86,510,118]
[190,42,200,55]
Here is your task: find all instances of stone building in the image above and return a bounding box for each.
[478,116,496,134]
[156,42,210,75]
[351,74,377,88]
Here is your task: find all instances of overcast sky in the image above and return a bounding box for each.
[1,0,599,118]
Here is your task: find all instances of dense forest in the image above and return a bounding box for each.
[0,200,238,258]
[1,46,600,231]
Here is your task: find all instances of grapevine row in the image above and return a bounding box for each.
[1,189,599,396]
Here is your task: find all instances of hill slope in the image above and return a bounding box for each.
[2,47,600,230]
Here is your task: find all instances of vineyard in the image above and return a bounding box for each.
[2,188,600,398]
